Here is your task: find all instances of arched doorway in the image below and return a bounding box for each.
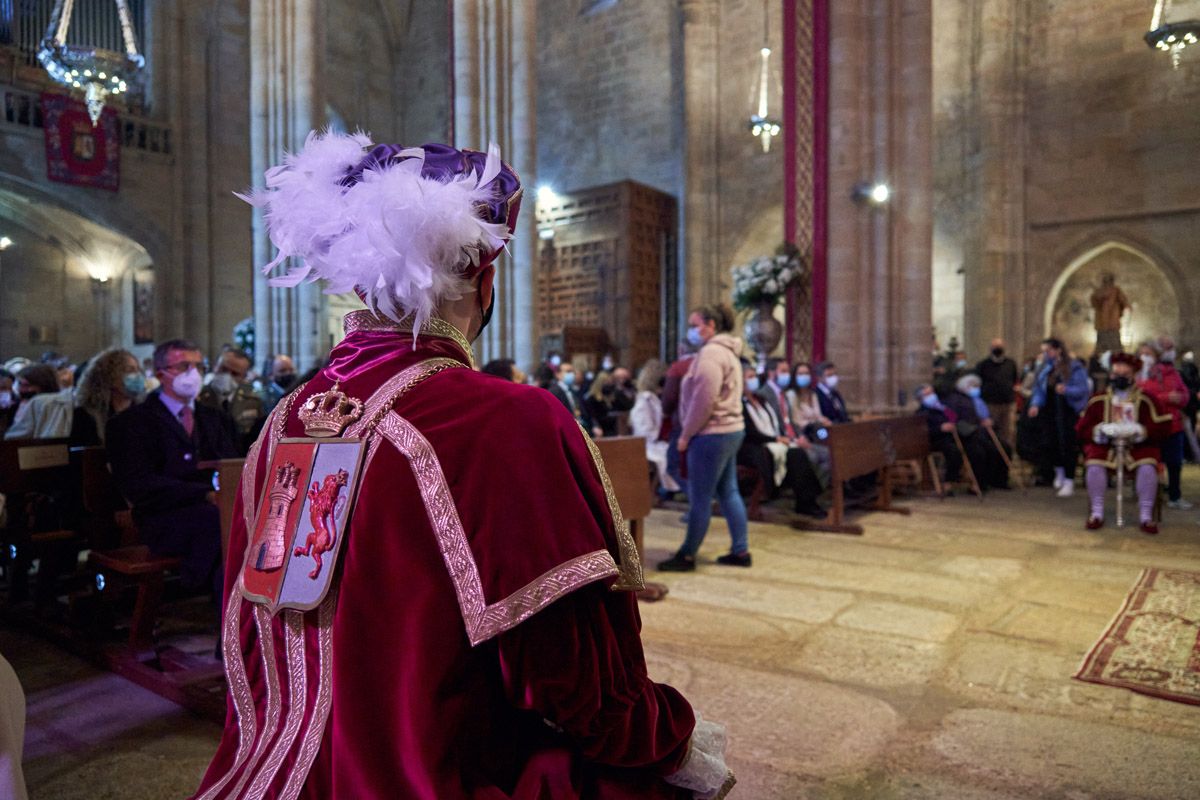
[0,190,153,361]
[1044,241,1180,356]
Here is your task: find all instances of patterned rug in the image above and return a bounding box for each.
[1075,568,1200,705]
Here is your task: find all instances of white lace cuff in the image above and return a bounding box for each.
[665,712,736,799]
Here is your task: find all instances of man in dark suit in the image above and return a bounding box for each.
[814,361,850,424]
[106,339,238,596]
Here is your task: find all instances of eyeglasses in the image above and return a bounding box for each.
[161,360,204,375]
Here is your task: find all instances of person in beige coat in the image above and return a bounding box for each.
[658,303,751,571]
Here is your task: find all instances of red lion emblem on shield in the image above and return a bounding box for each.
[293,468,350,580]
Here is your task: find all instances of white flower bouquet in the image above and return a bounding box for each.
[731,244,805,311]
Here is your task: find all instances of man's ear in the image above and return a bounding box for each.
[479,264,497,308]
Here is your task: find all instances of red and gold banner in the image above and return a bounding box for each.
[40,92,120,192]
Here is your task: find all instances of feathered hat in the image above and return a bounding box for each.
[239,131,522,331]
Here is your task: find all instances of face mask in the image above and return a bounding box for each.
[561,372,576,387]
[1111,376,1133,391]
[549,354,562,368]
[774,374,790,389]
[210,372,237,395]
[1162,349,1177,364]
[795,374,812,388]
[967,386,981,398]
[824,375,839,390]
[686,327,704,347]
[122,373,146,397]
[955,360,968,370]
[171,367,203,400]
[1140,354,1155,369]
[746,376,761,393]
[921,393,940,409]
[601,359,614,372]
[274,373,297,390]
[474,290,495,344]
[0,392,11,409]
[992,347,1005,358]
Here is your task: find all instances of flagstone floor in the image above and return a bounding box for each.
[9,475,1200,799]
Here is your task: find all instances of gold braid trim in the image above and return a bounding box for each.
[342,309,477,370]
[579,428,645,592]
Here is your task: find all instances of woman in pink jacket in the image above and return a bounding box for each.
[658,304,751,571]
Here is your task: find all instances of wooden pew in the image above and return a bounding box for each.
[593,436,668,601]
[0,437,77,602]
[793,416,930,536]
[198,458,246,565]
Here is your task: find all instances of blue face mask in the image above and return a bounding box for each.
[921,393,940,409]
[123,372,146,397]
[774,373,791,389]
[686,327,704,347]
[746,376,761,393]
[561,372,576,387]
[795,374,812,388]
[967,386,981,399]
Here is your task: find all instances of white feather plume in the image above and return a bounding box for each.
[239,130,513,332]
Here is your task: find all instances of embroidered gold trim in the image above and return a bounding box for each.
[226,604,283,800]
[280,595,336,800]
[579,429,645,591]
[374,411,621,645]
[195,588,258,800]
[347,358,466,440]
[244,610,307,799]
[343,309,477,369]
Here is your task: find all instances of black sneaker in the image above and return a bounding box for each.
[716,551,752,567]
[657,554,696,572]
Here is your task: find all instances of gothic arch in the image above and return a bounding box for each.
[1044,237,1181,355]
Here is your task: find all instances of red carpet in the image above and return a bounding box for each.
[1075,568,1200,706]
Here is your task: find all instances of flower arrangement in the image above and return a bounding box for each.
[731,242,805,311]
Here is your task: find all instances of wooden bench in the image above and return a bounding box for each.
[0,437,78,602]
[594,436,669,601]
[793,416,930,535]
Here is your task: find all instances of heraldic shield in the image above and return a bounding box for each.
[239,438,366,614]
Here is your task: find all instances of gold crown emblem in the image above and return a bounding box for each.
[298,384,364,438]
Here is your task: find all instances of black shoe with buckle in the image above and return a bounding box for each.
[716,551,752,567]
[657,553,697,572]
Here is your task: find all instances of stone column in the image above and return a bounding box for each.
[249,0,325,371]
[680,0,721,313]
[826,0,932,411]
[964,0,1028,358]
[453,0,537,367]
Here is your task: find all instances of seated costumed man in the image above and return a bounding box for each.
[191,133,733,800]
[1076,352,1172,534]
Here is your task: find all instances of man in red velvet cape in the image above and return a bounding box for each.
[190,137,732,800]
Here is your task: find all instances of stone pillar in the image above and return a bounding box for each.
[249,0,325,371]
[453,0,538,367]
[680,0,721,313]
[964,0,1028,358]
[826,0,933,411]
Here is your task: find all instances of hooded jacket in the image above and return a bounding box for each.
[678,334,746,442]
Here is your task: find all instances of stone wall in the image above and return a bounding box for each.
[934,0,1200,362]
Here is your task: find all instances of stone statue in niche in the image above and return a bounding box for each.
[1091,272,1130,354]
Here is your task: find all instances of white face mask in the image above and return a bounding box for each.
[210,372,238,396]
[824,375,839,390]
[171,367,203,400]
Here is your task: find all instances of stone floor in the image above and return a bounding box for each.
[8,477,1200,799]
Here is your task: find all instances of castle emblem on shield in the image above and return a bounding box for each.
[239,439,366,614]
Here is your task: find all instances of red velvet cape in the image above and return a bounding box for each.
[191,313,694,799]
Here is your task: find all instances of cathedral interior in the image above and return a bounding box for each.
[2,1,1200,798]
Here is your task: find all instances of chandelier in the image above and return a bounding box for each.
[38,0,145,125]
[1146,0,1200,68]
[748,0,781,153]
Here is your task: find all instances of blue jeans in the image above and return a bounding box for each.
[680,431,749,557]
[666,425,688,499]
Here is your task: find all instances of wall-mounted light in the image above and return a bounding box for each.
[852,182,891,207]
[0,236,13,250]
[84,259,116,283]
[538,227,555,241]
